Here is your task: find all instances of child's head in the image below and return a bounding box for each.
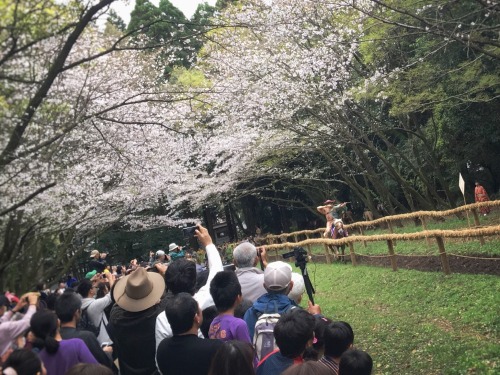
[275,309,316,358]
[339,349,373,375]
[324,321,354,358]
[200,305,218,338]
[209,271,242,313]
[208,341,255,375]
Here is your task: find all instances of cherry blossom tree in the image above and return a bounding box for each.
[0,0,217,289]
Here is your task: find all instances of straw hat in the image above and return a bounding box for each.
[113,267,165,312]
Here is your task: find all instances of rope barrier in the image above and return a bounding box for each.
[447,253,500,261]
[260,200,500,240]
[262,224,500,250]
[353,253,392,258]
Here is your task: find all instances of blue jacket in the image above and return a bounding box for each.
[244,293,298,338]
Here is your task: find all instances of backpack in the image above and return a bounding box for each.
[77,306,101,337]
[253,312,281,361]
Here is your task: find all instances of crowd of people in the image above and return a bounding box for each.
[0,224,373,375]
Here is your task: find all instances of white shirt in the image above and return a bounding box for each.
[154,243,223,350]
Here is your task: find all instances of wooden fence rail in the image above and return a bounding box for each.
[259,224,500,275]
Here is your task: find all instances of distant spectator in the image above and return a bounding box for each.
[256,309,316,375]
[30,310,97,375]
[66,275,78,289]
[233,242,268,302]
[319,321,354,375]
[149,250,170,267]
[338,349,373,375]
[474,182,491,216]
[168,243,185,262]
[208,341,256,375]
[376,202,387,217]
[156,293,223,375]
[0,292,38,358]
[1,348,45,375]
[362,208,374,222]
[88,250,107,273]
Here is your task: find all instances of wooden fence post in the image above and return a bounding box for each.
[387,221,396,246]
[348,242,357,266]
[323,243,332,264]
[435,236,451,275]
[305,234,313,257]
[386,240,398,271]
[471,209,485,246]
[420,217,432,247]
[358,227,367,247]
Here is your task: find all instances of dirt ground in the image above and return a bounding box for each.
[353,253,500,276]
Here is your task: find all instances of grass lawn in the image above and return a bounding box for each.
[296,263,500,374]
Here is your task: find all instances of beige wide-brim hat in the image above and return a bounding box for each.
[113,267,165,312]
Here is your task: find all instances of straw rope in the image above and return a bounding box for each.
[262,224,500,251]
[260,200,500,240]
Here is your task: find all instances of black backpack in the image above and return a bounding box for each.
[77,305,101,337]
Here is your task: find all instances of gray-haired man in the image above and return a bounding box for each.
[233,242,269,302]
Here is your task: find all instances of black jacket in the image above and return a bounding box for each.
[108,298,167,375]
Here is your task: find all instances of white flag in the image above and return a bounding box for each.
[458,173,465,196]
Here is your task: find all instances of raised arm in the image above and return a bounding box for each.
[194,224,223,310]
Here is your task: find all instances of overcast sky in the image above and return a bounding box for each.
[111,0,216,24]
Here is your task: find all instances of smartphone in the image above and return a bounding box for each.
[182,226,197,238]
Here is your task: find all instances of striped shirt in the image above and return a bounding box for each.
[319,355,339,375]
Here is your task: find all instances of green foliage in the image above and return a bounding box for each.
[169,66,210,88]
[298,263,500,374]
[127,0,192,77]
[189,2,217,54]
[105,9,126,33]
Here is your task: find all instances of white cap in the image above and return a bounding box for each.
[264,261,292,291]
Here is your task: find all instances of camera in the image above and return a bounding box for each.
[282,247,308,264]
[282,246,315,304]
[182,226,197,238]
